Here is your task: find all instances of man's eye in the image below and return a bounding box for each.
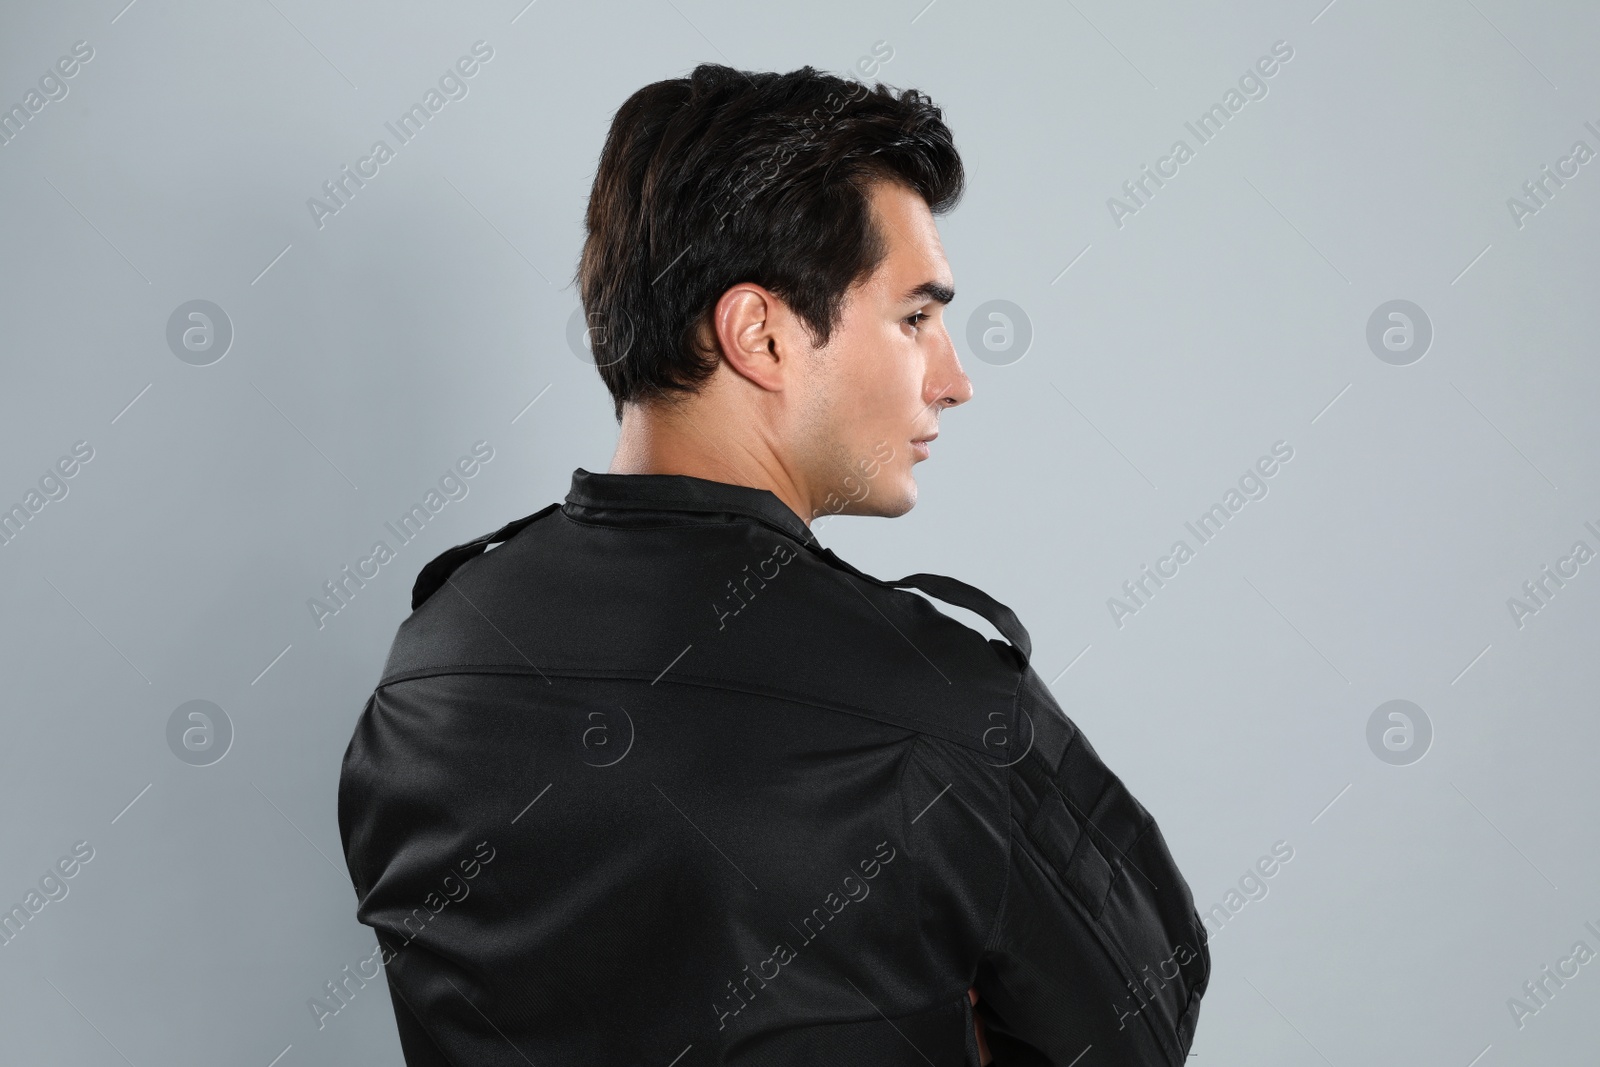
[905,311,928,330]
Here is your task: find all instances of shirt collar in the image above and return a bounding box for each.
[565,468,818,547]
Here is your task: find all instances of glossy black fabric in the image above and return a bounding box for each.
[338,468,1210,1066]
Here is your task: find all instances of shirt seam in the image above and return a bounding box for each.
[897,733,923,978]
[1007,830,1188,1066]
[373,664,994,755]
[980,665,1027,957]
[896,733,919,860]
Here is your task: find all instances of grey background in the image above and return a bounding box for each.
[2,0,1596,1063]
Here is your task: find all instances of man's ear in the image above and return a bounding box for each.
[710,283,791,393]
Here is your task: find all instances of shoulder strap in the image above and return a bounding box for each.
[889,570,1033,666]
[814,546,1033,666]
[410,503,561,609]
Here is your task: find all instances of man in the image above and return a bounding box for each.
[339,63,1209,1065]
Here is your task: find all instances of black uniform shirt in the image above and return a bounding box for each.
[338,468,1210,1066]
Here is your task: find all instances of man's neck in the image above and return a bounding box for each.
[607,401,813,527]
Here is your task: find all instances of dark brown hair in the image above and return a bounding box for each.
[574,63,965,422]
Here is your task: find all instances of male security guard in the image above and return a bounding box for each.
[339,63,1209,1065]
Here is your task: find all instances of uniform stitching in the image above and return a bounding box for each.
[897,733,925,979]
[896,733,920,860]
[374,665,999,755]
[980,665,1027,956]
[1007,836,1188,1066]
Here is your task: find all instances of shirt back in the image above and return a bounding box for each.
[338,469,1210,1066]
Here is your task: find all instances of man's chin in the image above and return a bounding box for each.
[850,477,918,519]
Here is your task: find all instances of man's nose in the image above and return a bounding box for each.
[930,331,974,409]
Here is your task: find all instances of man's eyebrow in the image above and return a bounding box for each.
[902,280,955,306]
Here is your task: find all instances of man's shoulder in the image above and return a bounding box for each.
[375,504,1033,756]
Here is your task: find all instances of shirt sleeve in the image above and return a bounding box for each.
[382,967,455,1067]
[972,667,1210,1066]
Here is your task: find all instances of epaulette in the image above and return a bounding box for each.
[812,545,1033,668]
[409,503,562,609]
